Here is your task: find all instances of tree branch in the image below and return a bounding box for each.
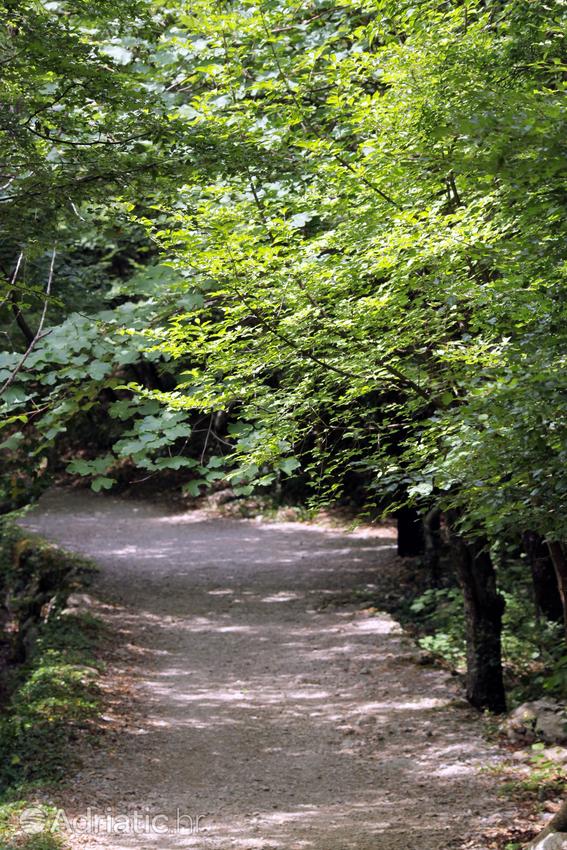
[25,125,147,148]
[0,247,56,398]
[0,252,23,313]
[10,290,35,346]
[222,245,432,402]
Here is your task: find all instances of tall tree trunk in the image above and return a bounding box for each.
[10,291,35,346]
[131,360,165,391]
[546,540,567,642]
[396,506,424,557]
[423,506,441,586]
[451,532,507,714]
[523,531,563,623]
[526,796,567,848]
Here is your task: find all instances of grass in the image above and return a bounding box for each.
[0,612,104,790]
[0,802,65,850]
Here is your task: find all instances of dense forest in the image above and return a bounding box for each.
[1,0,566,847]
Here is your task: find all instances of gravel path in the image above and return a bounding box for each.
[21,489,504,849]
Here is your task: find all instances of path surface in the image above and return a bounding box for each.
[22,489,504,850]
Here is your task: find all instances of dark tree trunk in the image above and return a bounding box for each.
[523,531,563,623]
[10,291,35,346]
[396,506,424,557]
[527,796,567,848]
[423,506,441,586]
[451,533,507,714]
[546,540,567,642]
[131,360,165,391]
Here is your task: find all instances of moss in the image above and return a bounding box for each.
[0,613,103,791]
[0,520,104,850]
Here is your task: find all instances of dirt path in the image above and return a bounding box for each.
[22,489,507,849]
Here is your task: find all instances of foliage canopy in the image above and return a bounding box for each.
[1,0,566,537]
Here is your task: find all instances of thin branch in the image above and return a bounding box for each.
[0,252,23,313]
[222,244,432,402]
[446,169,463,207]
[258,7,402,210]
[200,413,214,465]
[0,247,56,398]
[0,157,166,204]
[21,84,80,126]
[334,154,402,210]
[25,125,146,148]
[0,51,19,67]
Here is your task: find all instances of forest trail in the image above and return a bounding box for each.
[21,490,507,850]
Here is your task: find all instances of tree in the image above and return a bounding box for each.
[1,0,566,717]
[122,0,564,710]
[0,0,189,504]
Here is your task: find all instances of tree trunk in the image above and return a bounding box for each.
[396,506,424,557]
[131,360,165,391]
[523,532,563,623]
[546,540,567,642]
[451,533,507,714]
[423,506,441,586]
[526,796,567,848]
[10,291,35,346]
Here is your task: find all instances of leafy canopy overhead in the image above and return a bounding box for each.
[139,0,566,530]
[0,0,566,542]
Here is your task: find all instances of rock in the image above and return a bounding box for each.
[542,747,567,764]
[41,595,58,619]
[65,592,95,609]
[504,701,567,745]
[527,831,567,850]
[208,488,236,506]
[510,749,531,762]
[536,708,567,745]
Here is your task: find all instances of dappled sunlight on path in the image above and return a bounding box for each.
[21,490,505,850]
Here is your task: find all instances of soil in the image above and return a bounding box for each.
[20,488,514,849]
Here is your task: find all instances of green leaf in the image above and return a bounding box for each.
[183,479,204,497]
[88,361,111,381]
[279,457,300,475]
[91,477,115,492]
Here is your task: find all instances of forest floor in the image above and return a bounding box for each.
[19,488,516,850]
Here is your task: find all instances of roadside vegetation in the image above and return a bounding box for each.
[0,1,566,846]
[0,523,102,849]
[402,561,565,706]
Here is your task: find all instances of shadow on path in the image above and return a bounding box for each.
[21,489,503,850]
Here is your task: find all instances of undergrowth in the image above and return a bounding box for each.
[0,611,103,790]
[0,519,104,849]
[397,557,567,705]
[503,743,566,801]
